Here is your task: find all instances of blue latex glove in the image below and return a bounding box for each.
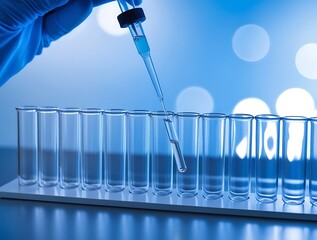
[0,0,142,87]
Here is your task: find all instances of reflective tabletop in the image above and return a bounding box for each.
[1,148,316,240]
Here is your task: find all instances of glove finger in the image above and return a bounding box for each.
[92,0,142,7]
[0,0,69,28]
[42,0,93,43]
[41,0,142,46]
[92,0,114,7]
[27,0,70,14]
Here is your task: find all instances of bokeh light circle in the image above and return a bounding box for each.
[276,88,315,117]
[97,2,129,36]
[176,86,214,113]
[295,43,317,80]
[233,98,270,115]
[232,24,270,62]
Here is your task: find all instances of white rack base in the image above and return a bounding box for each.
[0,178,316,221]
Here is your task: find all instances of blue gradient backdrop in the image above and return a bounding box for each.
[1,0,317,147]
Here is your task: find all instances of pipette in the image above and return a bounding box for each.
[116,0,187,173]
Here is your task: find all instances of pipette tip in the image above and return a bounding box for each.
[178,166,187,173]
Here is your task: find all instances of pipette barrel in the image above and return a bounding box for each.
[116,1,187,173]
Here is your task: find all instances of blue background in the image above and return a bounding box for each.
[1,1,317,239]
[2,0,317,147]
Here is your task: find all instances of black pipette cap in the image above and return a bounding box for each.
[117,8,146,28]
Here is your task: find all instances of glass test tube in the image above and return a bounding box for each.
[37,107,59,187]
[202,113,226,199]
[228,114,253,201]
[127,110,150,194]
[255,114,280,203]
[281,116,308,205]
[176,112,200,198]
[104,109,126,193]
[81,108,103,191]
[151,111,174,196]
[17,106,38,186]
[59,108,81,189]
[310,117,317,206]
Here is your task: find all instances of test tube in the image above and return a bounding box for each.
[37,107,59,187]
[59,108,81,189]
[310,117,317,206]
[16,106,38,186]
[176,112,200,198]
[202,113,226,199]
[281,116,308,205]
[150,111,174,196]
[127,110,150,194]
[81,108,103,191]
[228,114,253,201]
[104,109,126,193]
[255,114,280,203]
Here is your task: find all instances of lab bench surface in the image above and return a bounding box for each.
[0,198,317,240]
[0,148,316,240]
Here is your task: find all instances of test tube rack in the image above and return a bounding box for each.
[1,109,317,221]
[0,178,316,221]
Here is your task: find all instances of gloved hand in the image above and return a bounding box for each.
[0,0,142,87]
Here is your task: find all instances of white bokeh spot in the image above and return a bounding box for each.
[287,122,305,162]
[97,2,128,36]
[232,24,270,62]
[176,87,214,113]
[233,98,270,158]
[276,88,315,117]
[233,98,270,115]
[236,137,248,159]
[263,122,278,160]
[295,43,317,80]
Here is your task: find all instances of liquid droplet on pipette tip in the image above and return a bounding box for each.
[171,140,187,173]
[178,165,187,173]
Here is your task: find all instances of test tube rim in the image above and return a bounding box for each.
[228,113,254,120]
[255,114,280,121]
[281,116,308,122]
[58,107,80,113]
[176,112,200,118]
[103,109,127,115]
[202,112,227,119]
[309,116,317,122]
[16,106,38,111]
[80,108,103,114]
[37,106,59,112]
[127,110,150,116]
[149,111,174,117]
